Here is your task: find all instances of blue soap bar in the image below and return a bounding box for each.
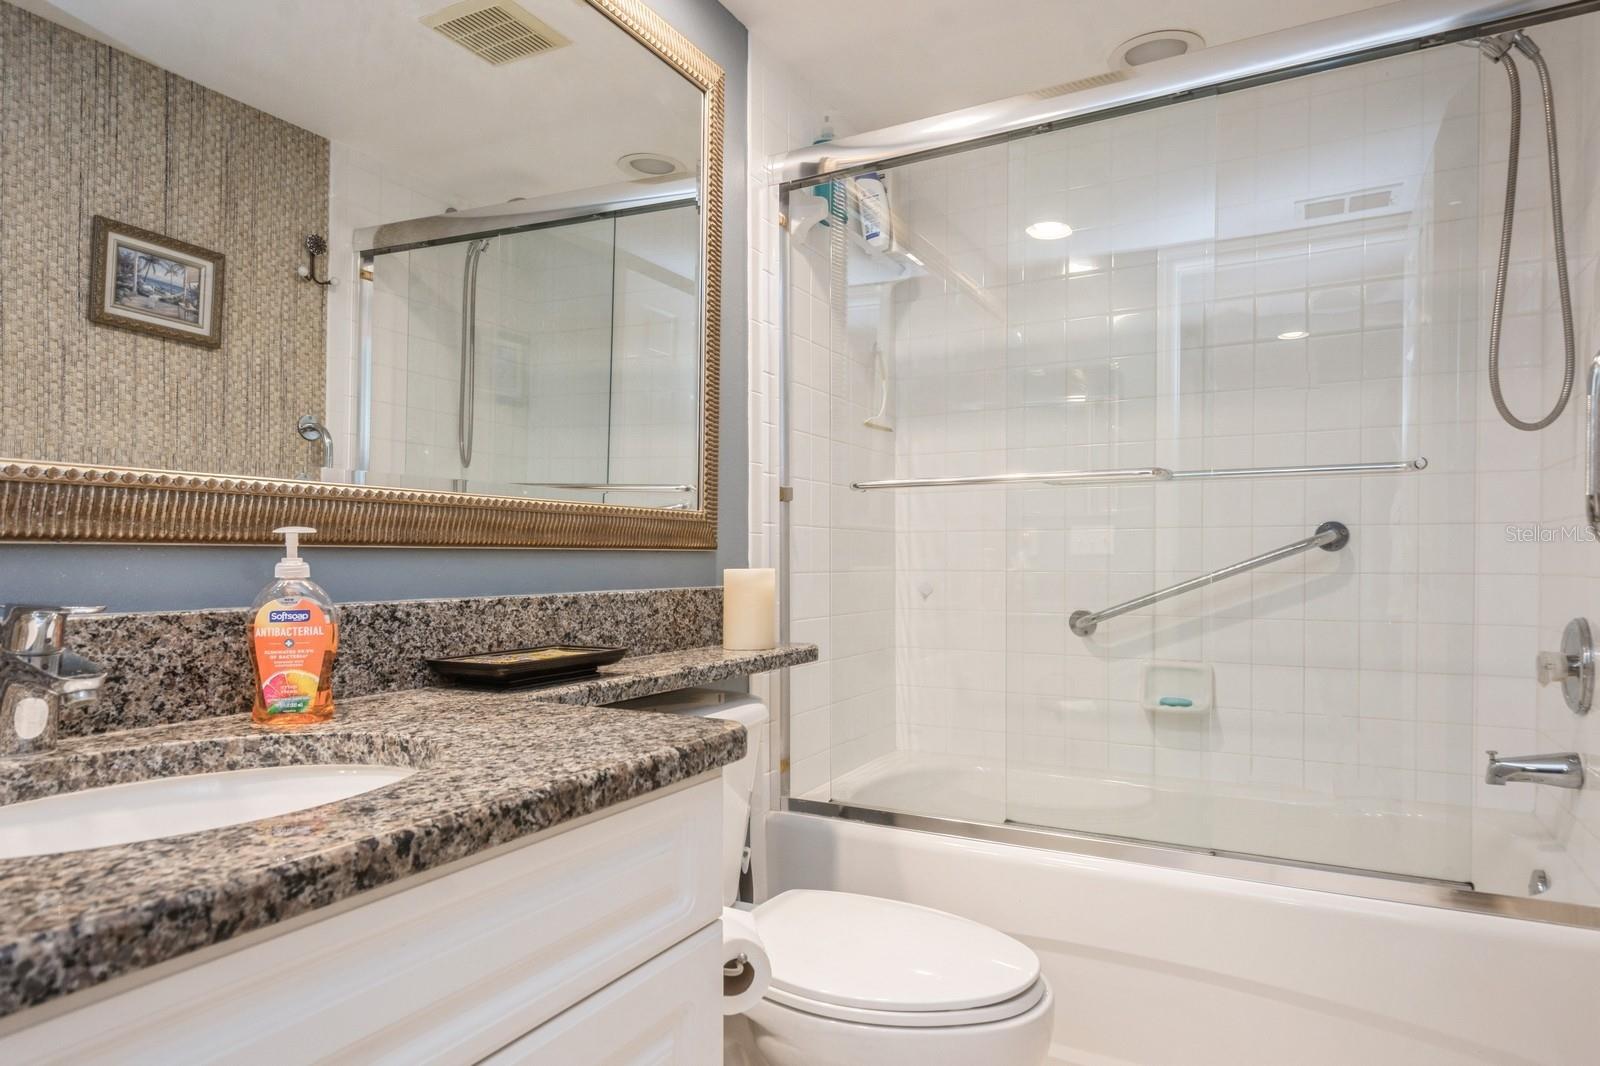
[1158,696,1194,707]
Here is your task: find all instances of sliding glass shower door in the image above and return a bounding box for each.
[791,35,1517,887]
[992,46,1481,882]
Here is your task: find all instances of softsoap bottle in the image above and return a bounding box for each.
[250,525,339,728]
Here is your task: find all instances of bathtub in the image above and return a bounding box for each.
[765,809,1600,1066]
[819,750,1584,898]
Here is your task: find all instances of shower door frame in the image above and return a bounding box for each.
[772,0,1600,930]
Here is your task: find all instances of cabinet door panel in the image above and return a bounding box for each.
[481,923,722,1066]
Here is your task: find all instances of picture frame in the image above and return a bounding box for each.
[88,216,225,349]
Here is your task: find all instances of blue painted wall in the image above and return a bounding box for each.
[0,0,750,612]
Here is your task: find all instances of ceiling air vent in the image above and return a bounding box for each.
[422,0,570,66]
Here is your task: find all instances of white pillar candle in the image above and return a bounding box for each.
[723,568,777,651]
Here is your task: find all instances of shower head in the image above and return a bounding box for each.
[296,414,333,471]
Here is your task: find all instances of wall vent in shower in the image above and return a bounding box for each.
[422,0,570,65]
[1029,70,1128,99]
[1298,184,1399,222]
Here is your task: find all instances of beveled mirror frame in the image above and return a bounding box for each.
[0,0,723,550]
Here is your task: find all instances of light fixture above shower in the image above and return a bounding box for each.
[1026,220,1073,240]
[1111,30,1205,70]
[618,152,687,180]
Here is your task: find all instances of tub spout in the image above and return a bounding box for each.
[1484,751,1585,789]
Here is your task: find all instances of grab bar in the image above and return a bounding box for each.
[852,458,1425,491]
[1069,521,1350,637]
[1588,353,1600,538]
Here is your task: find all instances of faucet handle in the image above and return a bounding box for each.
[1536,651,1570,686]
[0,604,105,657]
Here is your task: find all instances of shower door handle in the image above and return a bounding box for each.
[1587,352,1600,538]
[457,238,490,471]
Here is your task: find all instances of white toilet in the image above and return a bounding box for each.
[618,689,1054,1066]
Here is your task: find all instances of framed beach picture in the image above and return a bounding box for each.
[89,216,224,348]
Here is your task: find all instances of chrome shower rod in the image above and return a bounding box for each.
[850,468,1171,490]
[1166,458,1428,481]
[851,458,1426,491]
[1070,521,1351,637]
[508,480,691,492]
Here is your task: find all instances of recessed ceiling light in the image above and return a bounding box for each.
[1111,30,1205,70]
[1026,220,1073,241]
[1277,330,1310,341]
[617,152,685,180]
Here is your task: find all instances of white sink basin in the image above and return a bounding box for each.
[0,764,414,858]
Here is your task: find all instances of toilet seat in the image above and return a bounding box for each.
[763,978,1047,1028]
[752,890,1044,1028]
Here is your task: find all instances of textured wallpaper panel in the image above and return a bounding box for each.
[0,3,328,478]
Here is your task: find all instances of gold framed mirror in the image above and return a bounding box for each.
[0,0,723,549]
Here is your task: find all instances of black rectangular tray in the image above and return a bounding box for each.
[427,644,627,689]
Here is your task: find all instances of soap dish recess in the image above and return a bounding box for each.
[1140,661,1213,713]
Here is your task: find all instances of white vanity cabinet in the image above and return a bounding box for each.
[0,778,724,1065]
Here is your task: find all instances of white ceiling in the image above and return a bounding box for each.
[17,0,704,209]
[723,0,1397,133]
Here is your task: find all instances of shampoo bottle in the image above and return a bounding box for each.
[855,171,892,250]
[250,525,339,728]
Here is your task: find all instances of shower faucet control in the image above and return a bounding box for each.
[1535,617,1594,715]
[1484,751,1585,789]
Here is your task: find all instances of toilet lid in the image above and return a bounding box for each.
[753,890,1041,1013]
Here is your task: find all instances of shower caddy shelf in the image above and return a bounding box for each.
[850,457,1426,492]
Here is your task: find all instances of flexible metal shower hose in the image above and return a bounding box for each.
[1485,33,1576,431]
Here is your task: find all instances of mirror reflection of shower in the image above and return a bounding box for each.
[354,186,703,507]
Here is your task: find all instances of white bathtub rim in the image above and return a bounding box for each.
[766,810,1600,1066]
[781,798,1600,932]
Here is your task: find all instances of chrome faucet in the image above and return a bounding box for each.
[1484,750,1586,789]
[0,604,107,756]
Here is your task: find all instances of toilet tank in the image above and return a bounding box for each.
[610,688,768,906]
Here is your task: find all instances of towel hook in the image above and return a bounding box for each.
[298,233,335,287]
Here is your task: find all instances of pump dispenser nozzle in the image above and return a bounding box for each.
[273,525,316,580]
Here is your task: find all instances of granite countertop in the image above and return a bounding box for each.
[523,644,816,705]
[0,643,817,1020]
